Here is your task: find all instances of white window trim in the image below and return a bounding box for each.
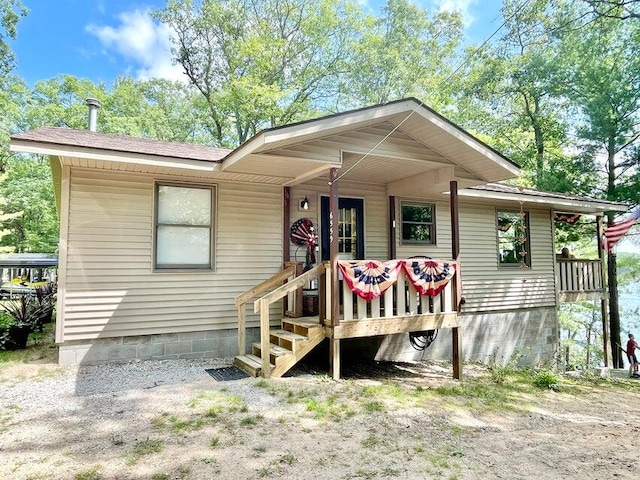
[153,182,216,272]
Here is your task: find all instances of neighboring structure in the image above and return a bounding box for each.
[0,253,57,297]
[9,98,626,377]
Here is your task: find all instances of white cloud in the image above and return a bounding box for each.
[433,0,479,26]
[86,9,186,82]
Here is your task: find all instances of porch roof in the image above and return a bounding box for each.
[220,98,521,190]
[461,183,628,214]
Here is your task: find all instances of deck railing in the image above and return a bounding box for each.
[324,259,460,325]
[556,258,604,295]
[235,264,297,357]
[252,263,326,375]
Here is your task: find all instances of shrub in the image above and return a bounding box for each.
[0,292,56,350]
[533,369,559,391]
[487,348,523,384]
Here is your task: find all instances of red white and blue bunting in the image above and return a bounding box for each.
[402,259,456,297]
[337,259,456,301]
[337,260,403,301]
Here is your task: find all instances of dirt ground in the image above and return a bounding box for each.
[1,356,640,480]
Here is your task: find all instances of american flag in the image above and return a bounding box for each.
[603,206,640,252]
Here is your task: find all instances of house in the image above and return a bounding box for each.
[9,98,626,379]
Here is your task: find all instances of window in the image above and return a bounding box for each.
[401,202,435,244]
[155,183,215,270]
[497,209,530,267]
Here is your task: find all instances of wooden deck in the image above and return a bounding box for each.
[235,260,463,380]
[556,258,606,301]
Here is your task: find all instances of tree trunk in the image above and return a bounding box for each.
[606,140,623,368]
[586,324,592,367]
[608,250,623,367]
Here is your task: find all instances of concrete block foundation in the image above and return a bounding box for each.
[58,327,261,366]
[375,307,558,366]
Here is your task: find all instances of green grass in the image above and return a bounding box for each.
[0,403,20,432]
[240,414,263,426]
[0,322,57,364]
[74,465,102,480]
[152,413,204,434]
[189,391,248,413]
[126,438,164,465]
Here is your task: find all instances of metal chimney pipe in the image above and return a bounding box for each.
[85,98,101,132]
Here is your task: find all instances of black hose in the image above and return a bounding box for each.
[409,329,438,351]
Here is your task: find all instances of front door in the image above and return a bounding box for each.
[320,197,364,261]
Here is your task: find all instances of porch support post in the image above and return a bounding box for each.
[329,168,341,379]
[283,187,290,262]
[450,180,462,380]
[283,187,291,317]
[596,214,610,367]
[389,196,396,260]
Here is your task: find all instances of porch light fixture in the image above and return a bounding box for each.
[300,196,310,210]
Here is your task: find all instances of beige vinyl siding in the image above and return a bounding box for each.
[290,179,388,261]
[61,168,282,342]
[458,203,556,312]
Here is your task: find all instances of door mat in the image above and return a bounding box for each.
[205,366,250,381]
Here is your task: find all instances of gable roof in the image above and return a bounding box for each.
[220,98,521,186]
[262,97,520,170]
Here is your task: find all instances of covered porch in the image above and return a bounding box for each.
[228,99,519,379]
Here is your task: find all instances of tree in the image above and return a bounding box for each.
[457,0,580,192]
[22,75,211,143]
[155,0,365,146]
[582,0,640,20]
[560,16,640,367]
[0,157,56,252]
[0,0,26,76]
[339,0,463,110]
[2,74,217,254]
[559,301,604,369]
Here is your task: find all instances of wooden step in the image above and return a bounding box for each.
[270,329,308,351]
[252,342,293,365]
[234,354,274,377]
[282,319,323,335]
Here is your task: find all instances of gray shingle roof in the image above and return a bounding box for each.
[11,126,231,163]
[469,183,625,209]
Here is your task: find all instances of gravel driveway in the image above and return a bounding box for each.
[1,358,640,480]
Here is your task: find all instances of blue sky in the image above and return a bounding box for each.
[11,0,504,85]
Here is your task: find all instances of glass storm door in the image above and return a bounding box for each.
[321,197,364,261]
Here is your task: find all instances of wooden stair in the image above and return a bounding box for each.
[234,319,325,378]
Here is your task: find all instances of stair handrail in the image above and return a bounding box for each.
[235,264,297,307]
[254,263,326,376]
[235,264,297,357]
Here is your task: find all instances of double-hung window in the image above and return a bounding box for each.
[155,183,215,270]
[497,209,530,267]
[401,202,436,245]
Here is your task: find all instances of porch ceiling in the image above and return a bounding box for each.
[221,99,520,188]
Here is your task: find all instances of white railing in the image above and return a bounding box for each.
[556,259,603,293]
[324,260,459,323]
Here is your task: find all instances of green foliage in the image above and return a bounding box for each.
[0,156,57,252]
[487,348,523,384]
[0,0,27,76]
[532,369,560,391]
[341,0,463,109]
